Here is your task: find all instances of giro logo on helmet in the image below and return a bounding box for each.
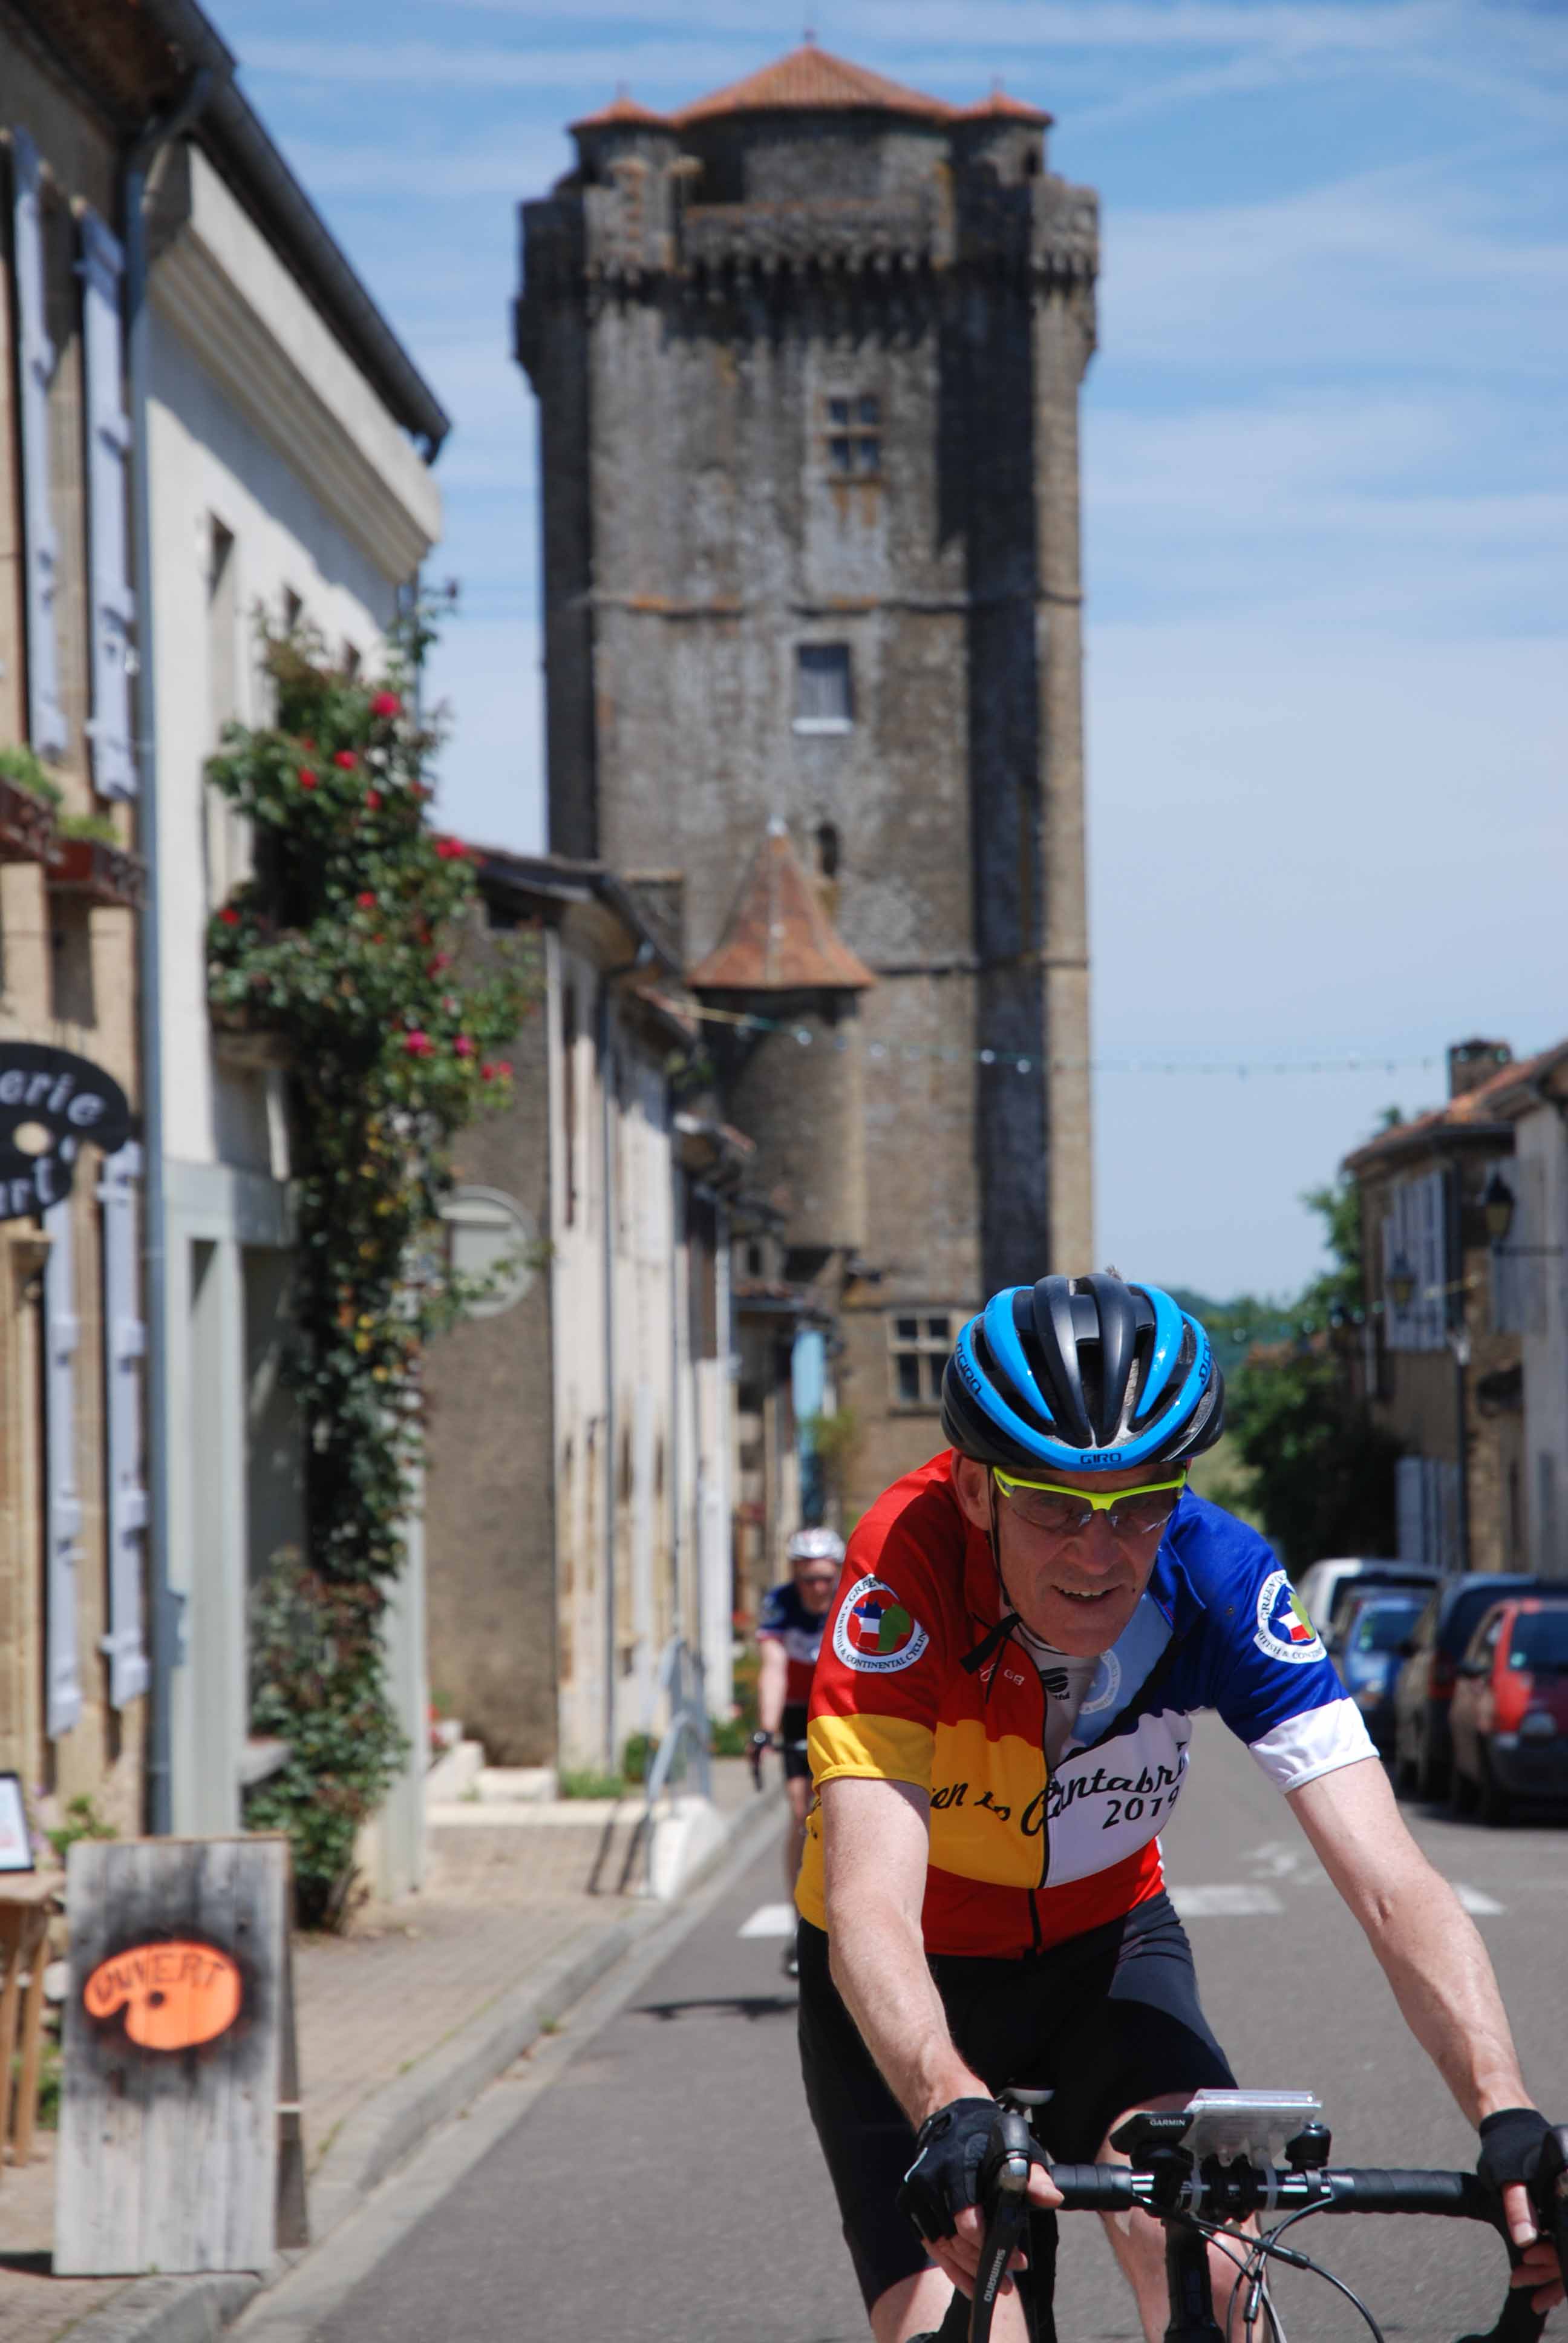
[833,1575,930,1674]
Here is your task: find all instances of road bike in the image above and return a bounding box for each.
[952,2087,1568,2343]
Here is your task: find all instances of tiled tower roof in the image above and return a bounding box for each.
[957,87,1054,127]
[673,43,955,126]
[569,92,673,132]
[688,822,875,993]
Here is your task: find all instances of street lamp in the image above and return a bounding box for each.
[1387,1251,1417,1313]
[1481,1169,1515,1247]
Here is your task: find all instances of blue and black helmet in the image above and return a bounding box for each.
[941,1274,1224,1476]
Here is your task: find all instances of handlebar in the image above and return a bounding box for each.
[966,2117,1568,2343]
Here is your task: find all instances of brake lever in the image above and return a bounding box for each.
[969,2108,1038,2343]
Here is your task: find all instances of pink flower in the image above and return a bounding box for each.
[365,788,382,810]
[298,768,318,790]
[219,906,240,927]
[480,1062,497,1082]
[427,952,451,975]
[453,1035,474,1059]
[371,691,402,718]
[497,1060,512,1077]
[403,1030,433,1058]
[434,836,467,861]
[333,750,358,772]
[356,891,377,910]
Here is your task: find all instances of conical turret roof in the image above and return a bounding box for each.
[688,822,875,993]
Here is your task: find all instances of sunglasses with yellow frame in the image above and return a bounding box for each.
[991,1467,1189,1539]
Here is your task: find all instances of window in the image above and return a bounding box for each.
[795,644,852,735]
[815,821,840,879]
[825,392,881,479]
[890,1311,955,1408]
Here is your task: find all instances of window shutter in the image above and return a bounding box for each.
[11,128,67,758]
[78,211,137,798]
[44,1199,83,1738]
[99,1145,149,1705]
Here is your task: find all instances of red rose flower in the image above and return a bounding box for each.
[480,1062,497,1081]
[497,1061,512,1077]
[356,891,377,910]
[301,735,316,750]
[333,750,358,771]
[403,1030,433,1058]
[219,906,240,927]
[434,836,467,861]
[298,768,318,790]
[453,1035,474,1059]
[427,952,451,975]
[371,691,402,718]
[365,789,382,810]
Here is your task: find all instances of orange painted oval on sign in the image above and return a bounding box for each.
[83,1940,243,2050]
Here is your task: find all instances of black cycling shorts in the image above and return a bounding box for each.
[796,1890,1235,2314]
[781,1702,812,1782]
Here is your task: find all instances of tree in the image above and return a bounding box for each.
[1223,1177,1401,1571]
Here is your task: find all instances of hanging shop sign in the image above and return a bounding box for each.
[0,1043,132,1220]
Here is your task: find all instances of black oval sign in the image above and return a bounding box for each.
[0,1043,132,1219]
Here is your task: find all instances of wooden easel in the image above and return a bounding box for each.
[0,1901,51,2175]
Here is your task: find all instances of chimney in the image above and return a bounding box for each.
[1447,1037,1512,1099]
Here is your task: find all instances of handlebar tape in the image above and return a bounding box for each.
[1322,2172,1497,2221]
[1045,2165,1140,2212]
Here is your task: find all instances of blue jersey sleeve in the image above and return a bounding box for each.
[757,1584,792,1640]
[1177,1504,1377,1792]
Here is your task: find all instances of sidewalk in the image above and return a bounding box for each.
[0,1759,773,2343]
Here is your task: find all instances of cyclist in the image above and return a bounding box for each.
[755,1525,846,1971]
[795,1273,1561,2343]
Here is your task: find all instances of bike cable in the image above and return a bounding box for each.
[1192,2213,1387,2343]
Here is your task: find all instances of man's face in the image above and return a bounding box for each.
[793,1559,840,1617]
[952,1455,1180,1656]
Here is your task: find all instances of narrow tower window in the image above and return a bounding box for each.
[825,393,881,478]
[815,821,841,879]
[795,644,852,735]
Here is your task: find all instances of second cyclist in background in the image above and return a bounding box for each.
[754,1525,846,1974]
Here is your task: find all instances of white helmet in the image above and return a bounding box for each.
[786,1526,845,1565]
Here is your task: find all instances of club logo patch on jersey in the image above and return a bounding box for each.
[833,1575,930,1673]
[1255,1568,1326,1665]
[1077,1648,1123,1718]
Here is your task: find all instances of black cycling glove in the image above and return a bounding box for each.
[1478,2109,1552,2199]
[900,2097,1015,2243]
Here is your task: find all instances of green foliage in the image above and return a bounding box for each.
[1222,1177,1402,1570]
[557,1767,629,1801]
[621,1730,654,1786]
[729,1644,761,1732]
[708,1714,750,1757]
[211,629,536,1925]
[57,810,120,844]
[0,742,63,807]
[46,1794,117,1865]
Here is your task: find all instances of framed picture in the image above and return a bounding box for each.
[0,1771,35,1872]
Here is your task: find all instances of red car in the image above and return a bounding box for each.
[1449,1599,1568,1824]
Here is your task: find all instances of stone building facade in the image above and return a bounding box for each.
[515,45,1097,1517]
[1344,1041,1530,1580]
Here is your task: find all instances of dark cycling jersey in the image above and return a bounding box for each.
[798,1450,1373,1958]
[758,1579,829,1706]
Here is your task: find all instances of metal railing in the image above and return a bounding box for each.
[642,1635,711,1818]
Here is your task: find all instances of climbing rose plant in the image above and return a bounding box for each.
[207,629,535,1924]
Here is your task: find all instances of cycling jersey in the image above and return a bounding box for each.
[758,1580,829,1706]
[797,1450,1373,1959]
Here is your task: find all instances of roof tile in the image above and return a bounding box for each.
[570,92,674,132]
[673,43,953,126]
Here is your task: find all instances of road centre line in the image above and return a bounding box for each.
[739,1902,797,1938]
[1168,1885,1285,1918]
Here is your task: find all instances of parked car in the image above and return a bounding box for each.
[1392,1574,1568,1800]
[1449,1601,1568,1824]
[1294,1557,1434,1642]
[1321,1564,1438,1643]
[1329,1591,1428,1755]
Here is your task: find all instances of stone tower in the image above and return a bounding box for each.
[516,44,1097,1508]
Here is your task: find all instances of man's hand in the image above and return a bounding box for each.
[900,2097,1063,2301]
[1481,2110,1567,2315]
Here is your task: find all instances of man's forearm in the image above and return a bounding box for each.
[757,1647,787,1737]
[828,1892,985,2126]
[1363,1873,1530,2123]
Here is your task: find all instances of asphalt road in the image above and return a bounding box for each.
[318,1731,1568,2343]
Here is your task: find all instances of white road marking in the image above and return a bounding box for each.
[1244,1841,1308,1880]
[739,1901,797,1939]
[1169,1885,1285,1918]
[1453,1884,1506,1916]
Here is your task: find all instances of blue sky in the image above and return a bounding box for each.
[206,0,1567,1298]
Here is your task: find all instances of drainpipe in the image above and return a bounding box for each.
[123,73,211,1836]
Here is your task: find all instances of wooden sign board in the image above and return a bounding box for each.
[55,1837,307,2275]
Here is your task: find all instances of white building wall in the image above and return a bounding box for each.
[145,150,439,1843]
